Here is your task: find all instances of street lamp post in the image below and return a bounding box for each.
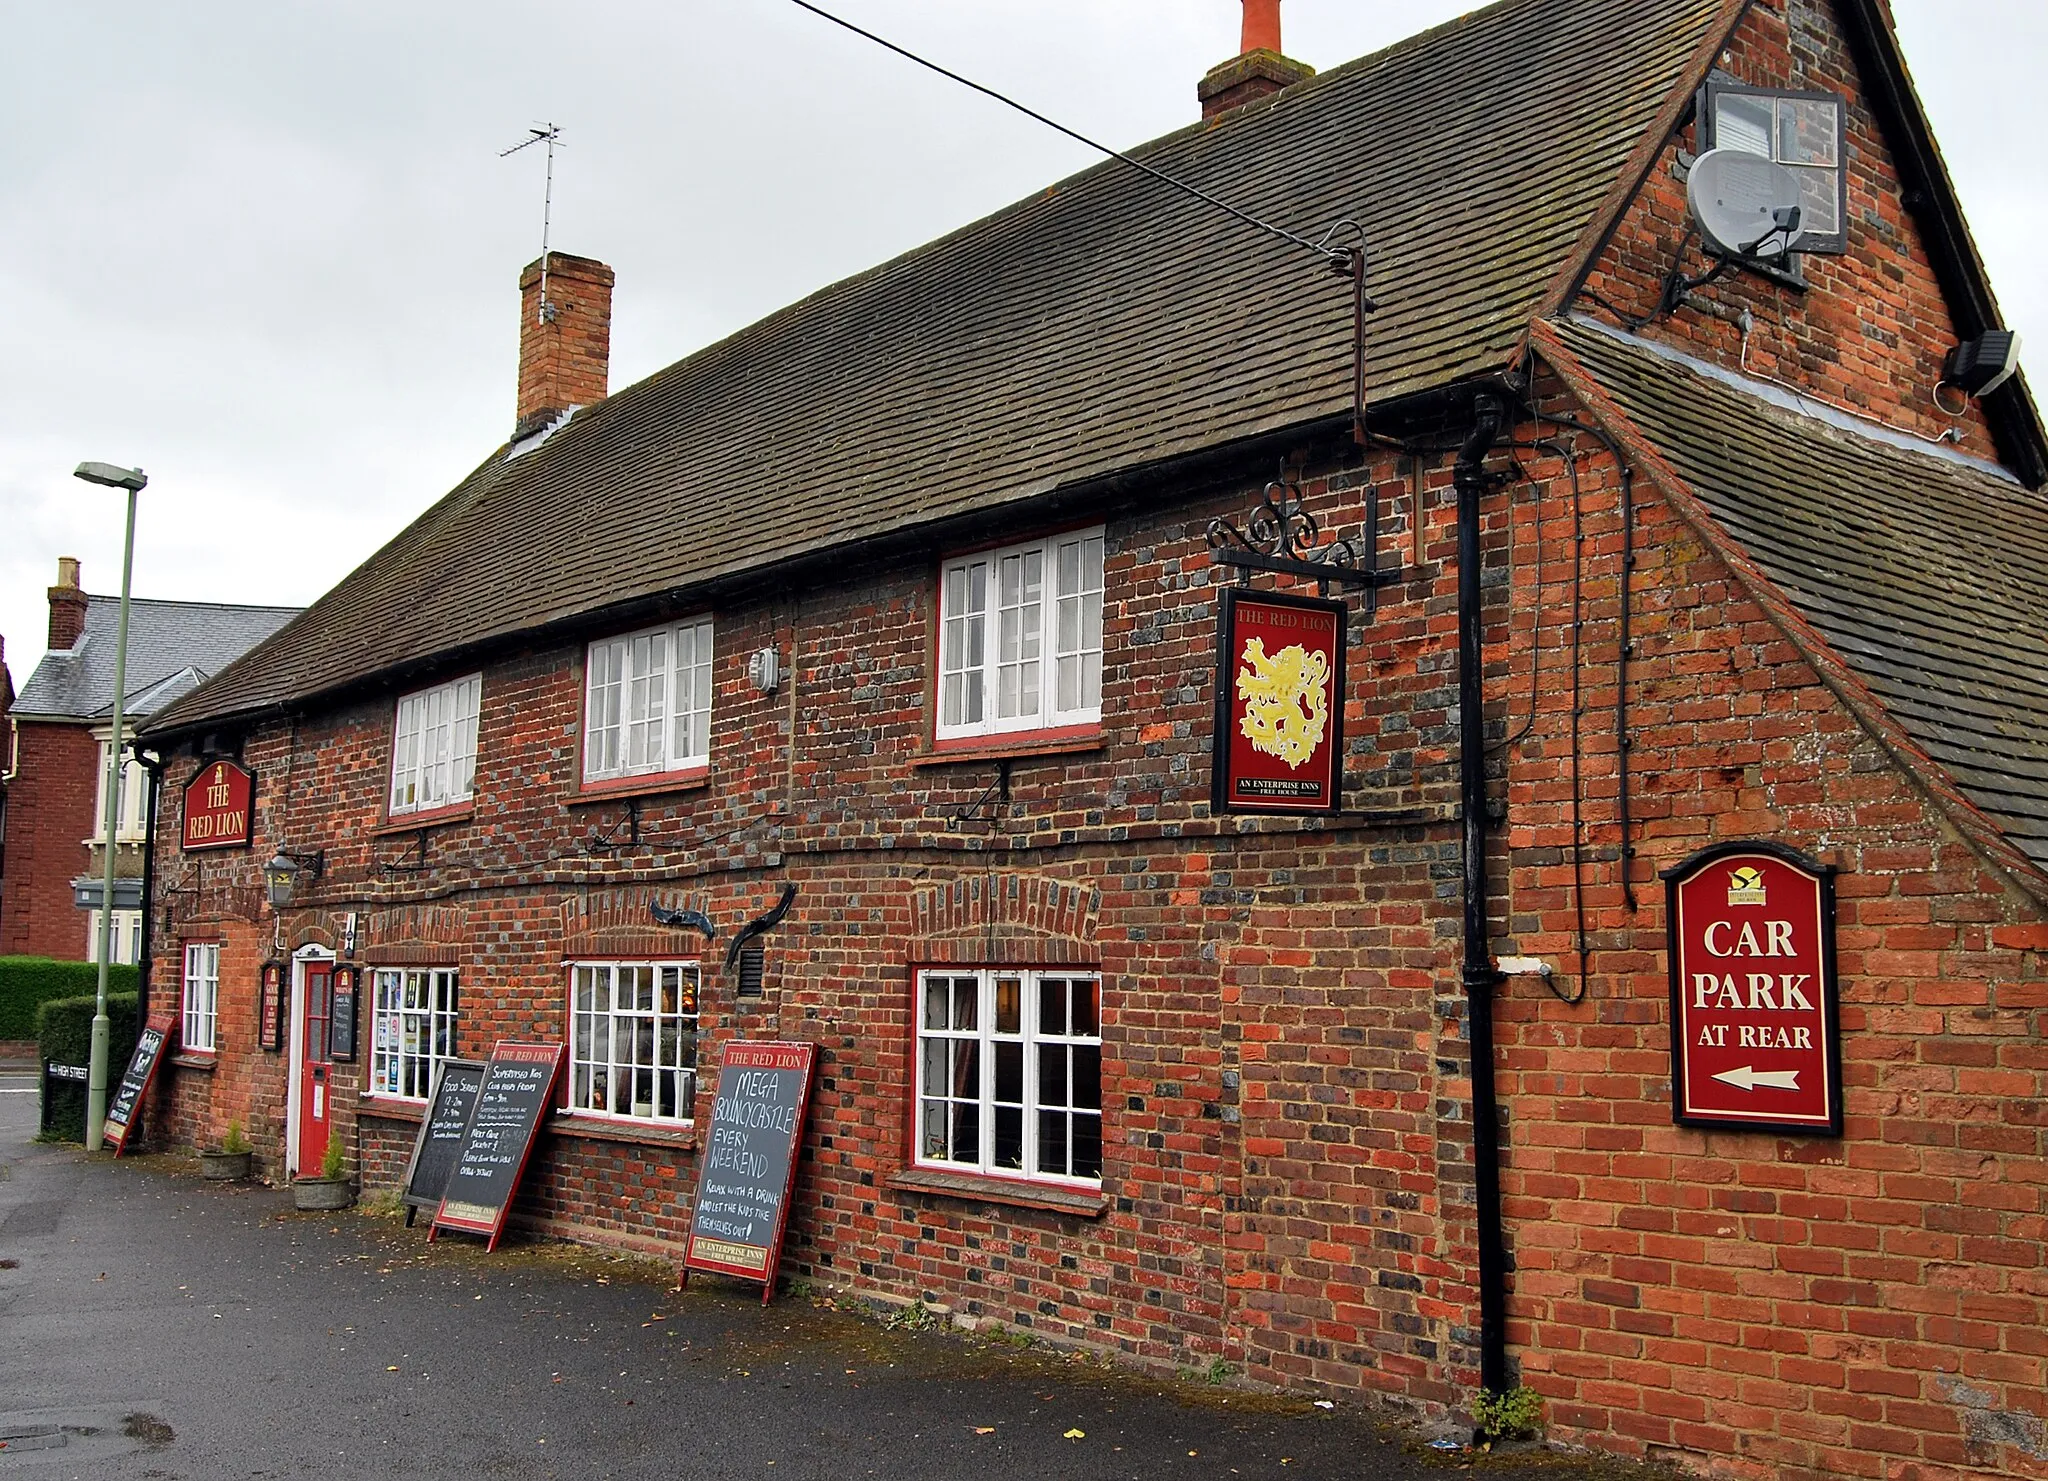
[75,460,147,1150]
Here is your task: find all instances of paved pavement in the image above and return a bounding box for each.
[0,1071,1645,1480]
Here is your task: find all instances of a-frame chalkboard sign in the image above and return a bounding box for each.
[430,1042,565,1251]
[104,1009,177,1155]
[398,1058,487,1227]
[681,1041,818,1304]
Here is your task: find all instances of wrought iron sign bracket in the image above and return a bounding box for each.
[379,831,431,876]
[585,797,644,854]
[1206,468,1402,619]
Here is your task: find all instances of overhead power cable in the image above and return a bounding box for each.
[783,0,1347,267]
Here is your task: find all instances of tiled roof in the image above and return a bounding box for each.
[1547,317,2048,874]
[146,0,1729,736]
[13,596,302,725]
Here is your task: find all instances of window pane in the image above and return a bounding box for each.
[1074,1045,1102,1111]
[993,1105,1023,1170]
[1038,1110,1069,1177]
[1039,979,1067,1036]
[1072,980,1100,1037]
[994,1041,1023,1104]
[951,979,977,1031]
[950,1040,980,1099]
[1039,1045,1068,1107]
[1073,1113,1103,1179]
[1715,93,1773,158]
[1793,167,1839,236]
[1778,96,1838,168]
[994,977,1021,1035]
[923,978,950,1031]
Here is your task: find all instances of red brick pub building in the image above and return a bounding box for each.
[139,2,2048,1475]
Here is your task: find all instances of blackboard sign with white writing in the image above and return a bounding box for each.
[682,1041,817,1303]
[330,966,360,1062]
[104,1010,178,1155]
[399,1059,487,1227]
[430,1042,565,1251]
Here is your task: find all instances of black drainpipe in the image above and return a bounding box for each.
[1455,393,1508,1396]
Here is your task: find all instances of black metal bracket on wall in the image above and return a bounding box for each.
[725,883,798,986]
[585,797,643,854]
[379,831,430,876]
[1206,466,1403,624]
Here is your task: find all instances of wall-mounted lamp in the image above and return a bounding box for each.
[264,849,325,909]
[1944,330,2022,398]
[747,646,782,695]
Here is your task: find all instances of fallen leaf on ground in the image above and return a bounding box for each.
[1064,1429,1086,1440]
[974,1427,996,1435]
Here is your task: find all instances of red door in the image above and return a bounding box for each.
[297,963,335,1175]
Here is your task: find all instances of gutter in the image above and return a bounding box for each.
[1454,393,1509,1397]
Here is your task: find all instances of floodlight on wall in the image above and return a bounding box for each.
[264,849,325,908]
[1944,331,2022,398]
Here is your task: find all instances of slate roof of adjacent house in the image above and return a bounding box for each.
[12,596,302,724]
[146,0,1733,736]
[1547,317,2048,873]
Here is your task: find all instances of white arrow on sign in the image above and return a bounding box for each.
[1711,1065,1801,1092]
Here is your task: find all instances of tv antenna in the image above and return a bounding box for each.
[500,122,564,324]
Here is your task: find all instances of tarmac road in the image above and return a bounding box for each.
[0,1071,1644,1480]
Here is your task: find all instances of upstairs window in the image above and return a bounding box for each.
[91,737,149,844]
[937,529,1104,741]
[389,674,482,815]
[583,619,714,785]
[1701,79,1847,256]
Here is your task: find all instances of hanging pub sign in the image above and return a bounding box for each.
[1210,588,1347,816]
[1665,841,1842,1136]
[181,760,255,852]
[258,961,287,1052]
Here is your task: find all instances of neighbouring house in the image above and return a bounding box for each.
[137,0,2048,1475]
[0,559,297,964]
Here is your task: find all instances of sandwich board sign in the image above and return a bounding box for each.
[681,1041,818,1304]
[430,1042,565,1250]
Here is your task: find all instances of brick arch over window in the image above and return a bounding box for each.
[909,873,1100,966]
[560,889,715,960]
[363,904,465,966]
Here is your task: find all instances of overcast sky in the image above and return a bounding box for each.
[4,1,2043,689]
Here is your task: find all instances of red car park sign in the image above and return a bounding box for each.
[1210,588,1347,815]
[181,759,255,851]
[1664,842,1842,1135]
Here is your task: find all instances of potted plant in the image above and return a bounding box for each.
[200,1119,254,1181]
[292,1128,354,1211]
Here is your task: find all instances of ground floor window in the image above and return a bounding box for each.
[368,967,459,1099]
[915,968,1102,1185]
[181,941,219,1052]
[569,962,700,1122]
[85,908,142,966]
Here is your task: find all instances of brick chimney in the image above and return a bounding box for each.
[515,252,615,432]
[47,557,87,652]
[1200,0,1314,121]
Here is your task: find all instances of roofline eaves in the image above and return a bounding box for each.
[1530,316,2048,913]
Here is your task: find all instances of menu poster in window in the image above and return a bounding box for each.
[399,1058,488,1226]
[430,1042,565,1251]
[682,1040,818,1305]
[1210,588,1347,816]
[258,962,287,1052]
[103,1009,178,1155]
[329,966,360,1062]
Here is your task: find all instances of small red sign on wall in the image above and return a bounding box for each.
[1210,588,1346,815]
[1665,842,1842,1135]
[181,760,255,852]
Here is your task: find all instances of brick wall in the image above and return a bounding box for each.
[0,720,100,959]
[1578,0,1998,460]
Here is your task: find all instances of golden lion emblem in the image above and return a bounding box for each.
[1236,639,1330,769]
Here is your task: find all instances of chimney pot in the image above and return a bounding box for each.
[48,557,88,652]
[516,251,616,431]
[1200,0,1313,121]
[1242,0,1282,55]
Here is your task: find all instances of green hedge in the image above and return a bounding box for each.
[0,957,139,1041]
[35,992,140,1144]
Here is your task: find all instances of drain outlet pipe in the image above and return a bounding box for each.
[1455,392,1508,1396]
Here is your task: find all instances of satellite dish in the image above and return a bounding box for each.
[1687,148,1804,259]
